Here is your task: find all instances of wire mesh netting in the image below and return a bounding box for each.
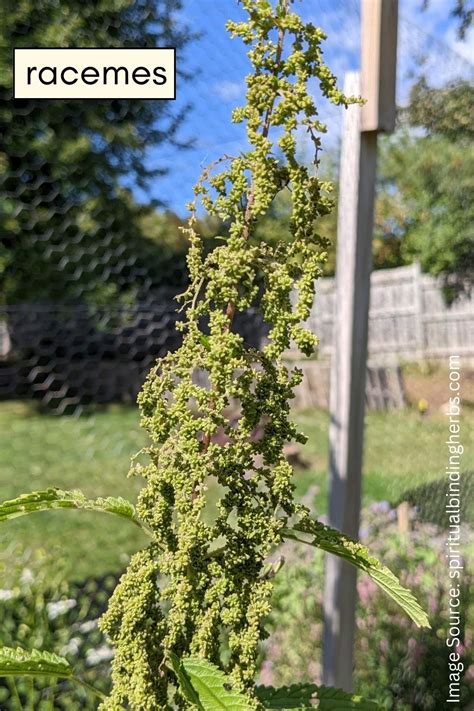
[1,0,473,414]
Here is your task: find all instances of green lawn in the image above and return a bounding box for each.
[293,408,474,513]
[0,403,149,582]
[0,401,472,582]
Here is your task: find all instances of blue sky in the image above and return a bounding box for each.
[141,0,473,216]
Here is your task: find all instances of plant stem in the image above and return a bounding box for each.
[200,15,287,456]
[72,676,108,702]
[45,677,56,711]
[7,677,23,711]
[26,677,34,711]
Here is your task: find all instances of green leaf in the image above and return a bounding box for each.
[0,647,108,701]
[255,683,379,709]
[282,518,430,629]
[0,488,151,535]
[200,334,211,349]
[178,657,250,710]
[0,647,72,679]
[168,652,203,708]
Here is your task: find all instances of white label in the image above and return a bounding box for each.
[13,48,176,100]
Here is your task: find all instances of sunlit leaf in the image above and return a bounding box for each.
[0,647,72,678]
[256,682,379,709]
[168,652,202,708]
[283,517,430,629]
[0,647,108,701]
[0,488,150,535]
[174,656,250,710]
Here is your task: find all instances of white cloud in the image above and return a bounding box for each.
[400,0,474,67]
[444,24,474,64]
[212,80,245,101]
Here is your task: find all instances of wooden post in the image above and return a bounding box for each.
[361,0,398,133]
[322,72,377,690]
[322,0,398,692]
[397,501,410,535]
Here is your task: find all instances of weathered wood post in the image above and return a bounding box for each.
[322,0,398,692]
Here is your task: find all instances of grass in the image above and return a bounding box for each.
[293,407,474,513]
[0,402,148,582]
[0,400,472,582]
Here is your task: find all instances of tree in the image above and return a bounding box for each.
[0,0,194,305]
[408,78,473,141]
[375,80,474,301]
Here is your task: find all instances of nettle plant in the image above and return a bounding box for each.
[0,1,430,708]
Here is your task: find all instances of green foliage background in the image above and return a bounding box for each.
[0,0,195,305]
[375,80,474,301]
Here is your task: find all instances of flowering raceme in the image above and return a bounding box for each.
[99,1,360,707]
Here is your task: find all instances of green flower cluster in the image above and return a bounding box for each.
[99,1,359,708]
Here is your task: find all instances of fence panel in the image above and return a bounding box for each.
[305,263,473,362]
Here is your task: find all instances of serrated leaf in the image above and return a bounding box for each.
[0,647,108,701]
[283,518,430,629]
[0,647,72,679]
[179,657,251,710]
[255,683,379,709]
[168,652,203,708]
[255,682,317,708]
[0,488,150,535]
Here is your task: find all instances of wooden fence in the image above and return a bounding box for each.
[304,263,473,363]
